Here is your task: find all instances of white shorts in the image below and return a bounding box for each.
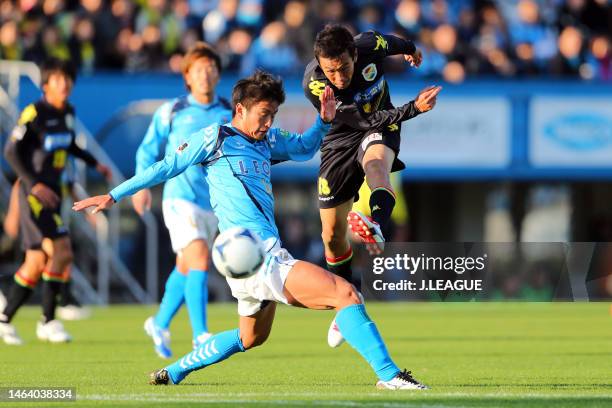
[162,199,218,253]
[225,239,298,317]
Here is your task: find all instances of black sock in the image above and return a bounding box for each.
[326,247,353,282]
[41,280,62,323]
[327,261,353,283]
[370,188,396,230]
[2,283,34,323]
[59,280,80,307]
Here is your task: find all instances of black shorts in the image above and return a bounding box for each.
[18,184,68,250]
[318,124,405,209]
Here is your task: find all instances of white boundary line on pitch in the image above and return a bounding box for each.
[80,392,612,400]
[80,396,471,408]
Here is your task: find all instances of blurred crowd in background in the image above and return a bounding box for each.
[0,0,610,81]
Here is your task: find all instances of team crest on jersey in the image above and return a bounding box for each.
[362,63,377,82]
[65,114,74,129]
[176,142,188,154]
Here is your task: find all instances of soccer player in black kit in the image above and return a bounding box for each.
[303,25,441,347]
[0,59,110,344]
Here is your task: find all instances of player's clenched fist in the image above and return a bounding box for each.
[404,48,422,68]
[414,85,442,113]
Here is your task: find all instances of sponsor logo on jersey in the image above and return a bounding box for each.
[374,34,388,51]
[309,80,326,97]
[43,132,72,151]
[361,132,383,151]
[362,63,377,81]
[353,76,386,112]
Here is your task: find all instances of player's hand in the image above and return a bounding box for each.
[131,189,152,216]
[96,163,113,182]
[72,194,115,214]
[31,183,60,208]
[319,86,336,123]
[405,48,422,68]
[414,85,442,113]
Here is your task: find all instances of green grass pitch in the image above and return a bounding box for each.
[1,302,611,407]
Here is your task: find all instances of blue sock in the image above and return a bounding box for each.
[165,328,245,384]
[185,270,208,339]
[154,267,186,329]
[335,304,400,382]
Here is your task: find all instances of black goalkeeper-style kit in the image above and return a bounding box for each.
[303,31,422,208]
[4,99,98,249]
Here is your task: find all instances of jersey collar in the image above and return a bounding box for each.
[187,94,219,110]
[225,124,266,145]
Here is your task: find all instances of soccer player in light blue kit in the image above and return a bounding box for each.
[132,43,231,358]
[73,71,428,390]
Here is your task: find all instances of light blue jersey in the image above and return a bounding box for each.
[112,117,330,243]
[135,94,232,210]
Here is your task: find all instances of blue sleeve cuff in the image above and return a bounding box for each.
[318,115,332,127]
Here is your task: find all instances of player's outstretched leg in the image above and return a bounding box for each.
[145,266,185,359]
[150,301,275,385]
[350,144,397,255]
[284,261,429,390]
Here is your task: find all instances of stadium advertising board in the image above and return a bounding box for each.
[530,97,612,168]
[398,97,511,168]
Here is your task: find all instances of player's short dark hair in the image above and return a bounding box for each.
[231,70,285,115]
[40,58,76,86]
[314,24,356,60]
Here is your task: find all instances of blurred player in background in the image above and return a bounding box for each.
[131,42,232,358]
[303,25,440,348]
[74,71,429,390]
[2,178,93,322]
[0,59,111,344]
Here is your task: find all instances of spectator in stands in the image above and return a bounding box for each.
[70,16,96,72]
[585,35,611,80]
[551,25,585,77]
[240,21,299,75]
[0,20,21,60]
[202,0,239,44]
[0,0,609,80]
[218,27,253,72]
[283,0,315,63]
[42,25,71,61]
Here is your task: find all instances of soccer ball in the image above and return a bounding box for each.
[212,227,265,279]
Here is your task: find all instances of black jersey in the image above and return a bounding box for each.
[4,99,97,195]
[303,31,422,147]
